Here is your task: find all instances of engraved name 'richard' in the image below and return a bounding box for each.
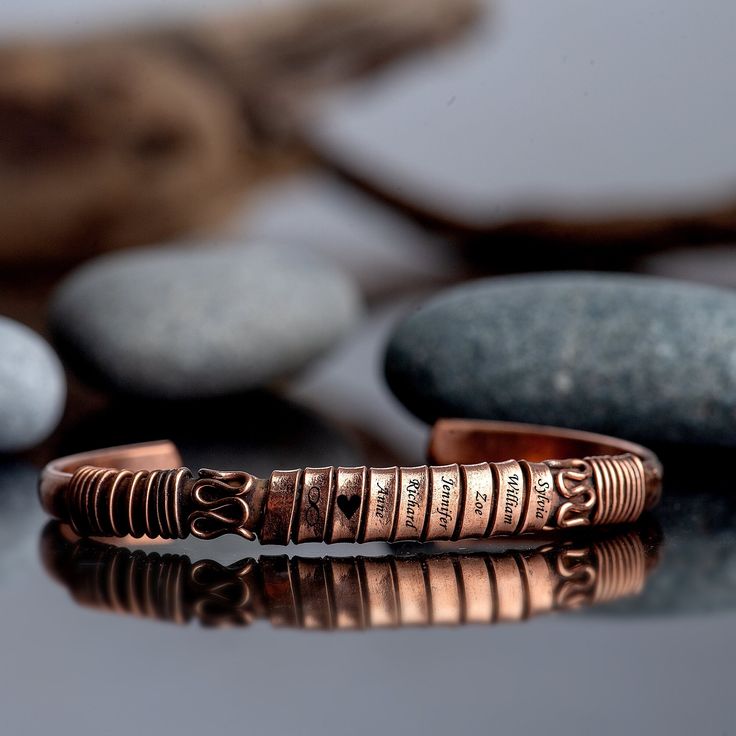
[435,475,454,529]
[405,477,421,529]
[503,473,521,526]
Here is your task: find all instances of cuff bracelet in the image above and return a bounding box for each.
[39,419,662,544]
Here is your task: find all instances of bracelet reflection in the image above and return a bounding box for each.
[41,523,660,630]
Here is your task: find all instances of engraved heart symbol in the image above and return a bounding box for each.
[336,494,361,520]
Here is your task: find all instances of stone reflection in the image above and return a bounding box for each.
[42,524,659,630]
[0,462,43,582]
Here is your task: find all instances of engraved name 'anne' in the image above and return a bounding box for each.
[374,479,390,519]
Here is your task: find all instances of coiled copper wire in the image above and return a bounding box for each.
[66,466,191,539]
[589,454,646,526]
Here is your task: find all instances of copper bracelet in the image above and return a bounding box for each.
[39,419,662,544]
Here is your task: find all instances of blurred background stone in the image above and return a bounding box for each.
[0,317,66,453]
[238,173,471,302]
[50,242,361,399]
[385,272,736,445]
[312,0,736,258]
[638,245,736,289]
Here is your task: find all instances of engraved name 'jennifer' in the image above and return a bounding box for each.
[435,475,454,529]
[405,477,421,529]
[503,473,521,526]
[374,479,391,519]
[534,476,551,519]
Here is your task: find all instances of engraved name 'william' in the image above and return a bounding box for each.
[503,473,521,526]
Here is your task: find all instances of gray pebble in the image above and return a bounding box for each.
[0,317,65,453]
[385,272,736,445]
[50,242,361,398]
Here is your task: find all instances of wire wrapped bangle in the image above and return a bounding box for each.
[39,419,662,544]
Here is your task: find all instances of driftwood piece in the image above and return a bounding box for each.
[0,0,480,266]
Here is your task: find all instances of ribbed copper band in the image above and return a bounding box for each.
[258,461,531,544]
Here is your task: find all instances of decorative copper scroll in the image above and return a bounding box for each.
[61,455,650,544]
[42,524,658,630]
